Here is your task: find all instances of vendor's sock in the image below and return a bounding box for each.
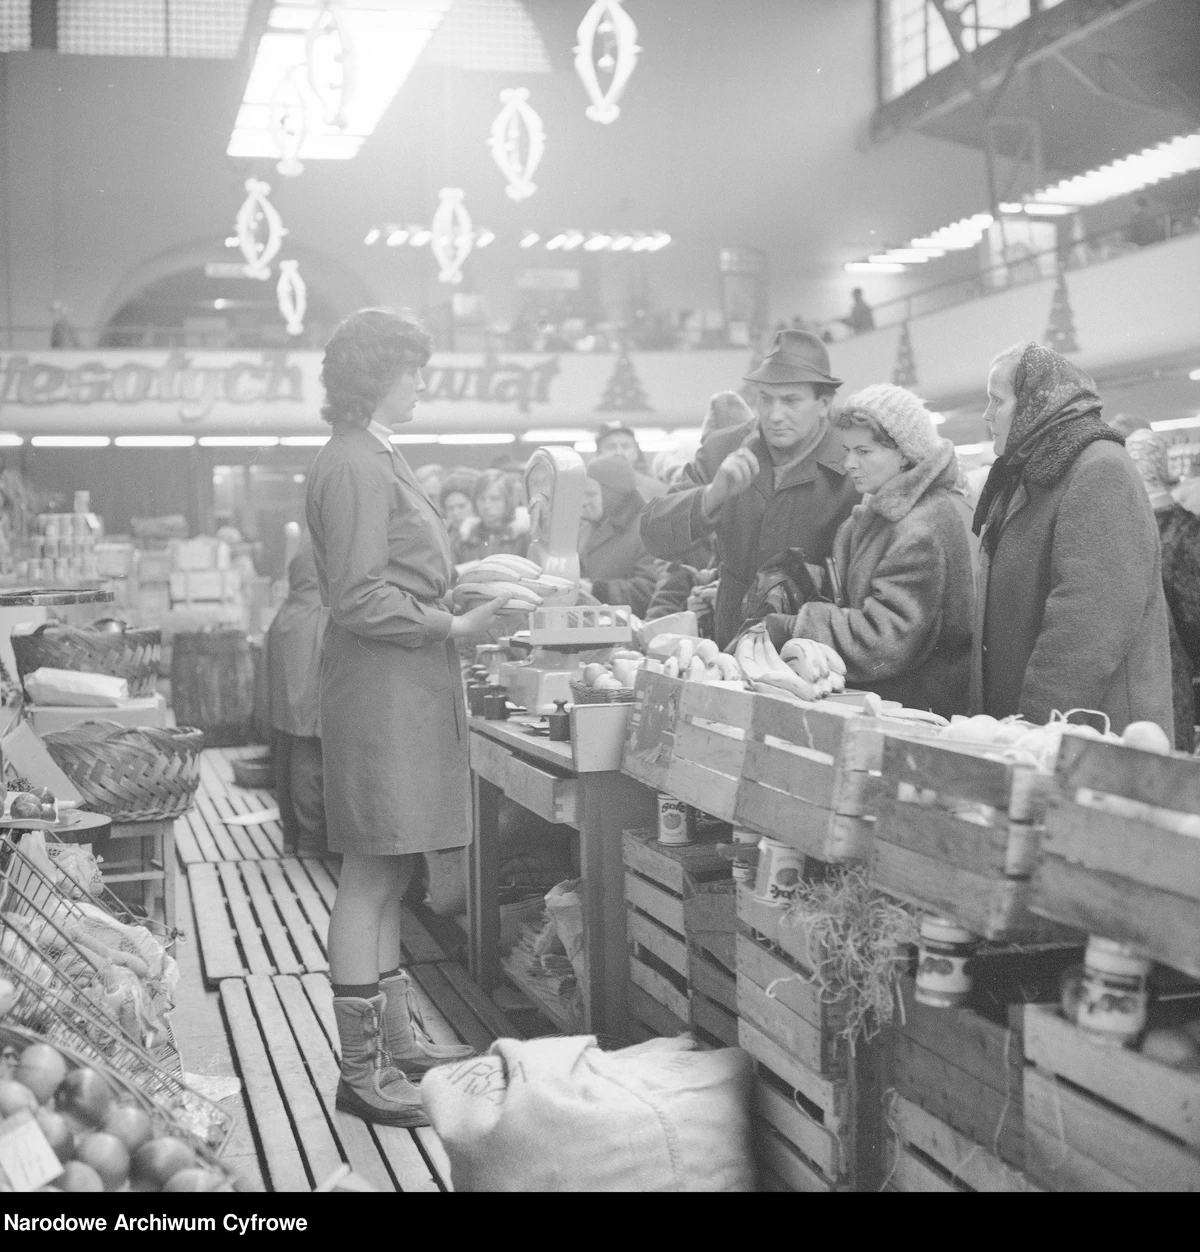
[332,981,379,1000]
[378,966,405,982]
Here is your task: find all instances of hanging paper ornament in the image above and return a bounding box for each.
[574,0,640,125]
[431,188,473,285]
[306,2,357,129]
[269,66,310,178]
[1045,267,1080,354]
[488,88,545,203]
[277,260,307,336]
[236,179,287,281]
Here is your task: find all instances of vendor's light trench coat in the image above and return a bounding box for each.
[306,424,470,856]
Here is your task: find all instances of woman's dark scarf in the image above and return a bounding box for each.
[972,344,1124,559]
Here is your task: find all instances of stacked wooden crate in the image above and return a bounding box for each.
[622,827,737,1047]
[1022,737,1200,1191]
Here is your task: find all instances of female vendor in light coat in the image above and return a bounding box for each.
[306,309,509,1127]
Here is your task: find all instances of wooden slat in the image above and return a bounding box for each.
[239,860,302,975]
[629,955,690,1022]
[187,862,244,982]
[684,885,736,971]
[737,1018,847,1129]
[737,970,831,1077]
[736,932,843,1035]
[889,1143,964,1192]
[173,814,201,866]
[398,905,449,965]
[627,980,688,1037]
[749,694,849,760]
[754,1077,841,1181]
[883,735,1015,809]
[742,738,836,811]
[754,1121,836,1193]
[691,990,738,1047]
[876,799,1012,876]
[203,783,273,860]
[620,827,728,896]
[244,975,342,1184]
[182,804,221,862]
[220,979,310,1192]
[261,859,327,972]
[210,785,279,860]
[279,858,331,946]
[1056,733,1200,814]
[627,905,689,977]
[735,782,840,860]
[216,860,273,974]
[689,948,736,1014]
[194,788,248,861]
[305,857,339,909]
[625,871,684,934]
[408,963,493,1054]
[435,960,522,1041]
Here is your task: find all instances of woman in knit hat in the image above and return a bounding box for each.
[769,384,975,716]
[578,454,663,618]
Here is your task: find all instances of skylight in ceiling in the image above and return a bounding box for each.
[423,0,550,73]
[56,0,252,58]
[0,0,30,51]
[227,0,453,164]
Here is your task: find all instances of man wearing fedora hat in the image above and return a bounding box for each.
[641,329,858,647]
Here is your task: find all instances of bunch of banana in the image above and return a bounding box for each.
[780,638,846,696]
[733,624,843,702]
[452,554,574,612]
[646,634,742,683]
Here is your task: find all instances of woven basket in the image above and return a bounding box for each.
[12,619,161,697]
[569,679,636,705]
[41,721,204,821]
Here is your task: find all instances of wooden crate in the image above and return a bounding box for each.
[885,1096,1040,1192]
[882,975,1026,1169]
[622,827,736,1042]
[872,734,1074,940]
[1032,737,1200,979]
[622,672,886,861]
[1022,1003,1200,1192]
[737,885,852,1190]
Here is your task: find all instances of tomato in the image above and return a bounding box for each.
[35,1108,75,1163]
[75,1132,130,1191]
[103,1104,153,1152]
[57,1068,114,1128]
[58,1161,105,1193]
[162,1167,226,1192]
[131,1137,196,1189]
[16,1043,67,1103]
[0,1078,37,1117]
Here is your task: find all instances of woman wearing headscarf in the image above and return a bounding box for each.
[971,341,1172,733]
[767,385,974,717]
[578,454,662,618]
[1126,430,1200,749]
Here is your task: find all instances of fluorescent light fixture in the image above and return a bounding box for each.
[436,433,517,445]
[198,436,280,447]
[1151,416,1200,433]
[389,433,437,444]
[631,235,654,252]
[610,235,634,251]
[646,233,672,251]
[387,229,409,246]
[1189,368,1200,381]
[1021,203,1074,216]
[573,439,597,453]
[584,234,612,251]
[1028,131,1200,209]
[844,261,905,274]
[870,251,931,264]
[280,435,330,446]
[998,202,1024,214]
[114,436,197,448]
[409,230,432,246]
[31,436,110,448]
[224,236,240,247]
[545,234,567,251]
[474,230,495,248]
[520,232,540,248]
[523,429,592,443]
[364,228,381,245]
[0,433,24,447]
[228,2,453,164]
[561,231,585,251]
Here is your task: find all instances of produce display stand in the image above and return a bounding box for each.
[55,816,176,932]
[467,710,656,1037]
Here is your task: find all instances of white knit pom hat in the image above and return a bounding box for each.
[838,384,939,465]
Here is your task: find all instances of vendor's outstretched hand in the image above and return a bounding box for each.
[449,594,511,641]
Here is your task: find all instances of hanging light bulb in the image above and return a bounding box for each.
[305,2,357,129]
[235,179,287,280]
[488,88,546,203]
[431,189,473,284]
[277,259,307,336]
[574,0,641,125]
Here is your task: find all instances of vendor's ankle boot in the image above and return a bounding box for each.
[380,971,475,1079]
[332,993,429,1127]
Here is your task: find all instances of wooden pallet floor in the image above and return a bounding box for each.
[174,747,285,865]
[189,856,452,985]
[221,969,526,1192]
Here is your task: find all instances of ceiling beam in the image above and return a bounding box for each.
[1052,49,1199,128]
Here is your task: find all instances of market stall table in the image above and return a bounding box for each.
[467,709,656,1038]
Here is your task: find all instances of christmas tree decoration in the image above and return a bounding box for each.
[277,260,307,336]
[431,188,474,284]
[1045,268,1080,354]
[306,2,357,129]
[235,179,287,281]
[269,66,310,178]
[597,345,653,413]
[574,0,640,125]
[892,322,918,388]
[488,88,545,202]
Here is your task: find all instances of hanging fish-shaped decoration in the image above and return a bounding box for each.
[269,66,310,178]
[306,2,357,129]
[431,188,473,285]
[574,0,640,125]
[236,179,287,281]
[277,260,307,336]
[488,88,545,203]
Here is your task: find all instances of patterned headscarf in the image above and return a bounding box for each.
[972,344,1123,558]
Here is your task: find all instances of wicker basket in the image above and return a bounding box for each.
[12,619,161,697]
[569,679,636,705]
[41,722,204,821]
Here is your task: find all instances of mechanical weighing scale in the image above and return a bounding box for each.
[496,446,635,715]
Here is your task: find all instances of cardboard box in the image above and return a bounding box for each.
[136,549,174,583]
[169,569,240,602]
[172,536,230,571]
[26,693,167,735]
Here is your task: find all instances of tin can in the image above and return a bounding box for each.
[730,828,758,883]
[915,916,978,1008]
[752,837,804,906]
[656,793,695,845]
[1077,937,1150,1046]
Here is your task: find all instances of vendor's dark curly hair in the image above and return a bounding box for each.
[320,308,432,426]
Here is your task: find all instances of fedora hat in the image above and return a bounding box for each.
[744,329,842,388]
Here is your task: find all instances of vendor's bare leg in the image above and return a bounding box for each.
[328,854,427,1126]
